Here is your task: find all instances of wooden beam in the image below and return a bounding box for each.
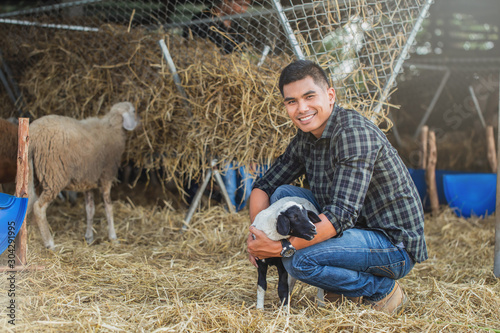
[494,71,500,278]
[14,118,29,266]
[426,130,439,216]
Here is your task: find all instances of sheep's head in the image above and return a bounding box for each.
[276,203,321,240]
[108,102,140,131]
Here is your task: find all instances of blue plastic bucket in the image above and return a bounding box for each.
[407,168,464,210]
[443,173,497,218]
[0,193,28,255]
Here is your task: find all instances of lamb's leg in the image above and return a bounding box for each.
[256,260,268,310]
[276,259,290,308]
[33,192,56,250]
[101,181,118,243]
[84,190,95,244]
[316,288,325,307]
[288,275,297,296]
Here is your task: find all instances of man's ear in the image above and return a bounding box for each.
[276,214,291,236]
[328,87,336,105]
[307,210,322,223]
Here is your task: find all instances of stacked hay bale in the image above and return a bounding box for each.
[0,22,392,193]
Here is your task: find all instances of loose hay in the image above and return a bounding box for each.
[1,191,499,332]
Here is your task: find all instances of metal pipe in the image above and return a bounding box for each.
[468,85,486,129]
[373,0,434,115]
[0,0,102,18]
[212,161,236,214]
[0,49,27,117]
[412,69,451,140]
[0,68,18,111]
[270,0,304,60]
[257,45,271,67]
[158,39,192,117]
[183,169,213,230]
[0,19,99,32]
[494,70,500,278]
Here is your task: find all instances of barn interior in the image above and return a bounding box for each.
[0,0,500,331]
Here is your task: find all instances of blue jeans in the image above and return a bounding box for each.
[273,185,414,302]
[222,163,267,212]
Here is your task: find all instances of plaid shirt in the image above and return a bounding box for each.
[254,104,428,263]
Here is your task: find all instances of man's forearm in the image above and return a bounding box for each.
[249,188,270,223]
[289,214,337,250]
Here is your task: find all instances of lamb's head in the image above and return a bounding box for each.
[108,102,140,131]
[276,202,321,240]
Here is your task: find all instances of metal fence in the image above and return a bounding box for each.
[0,0,432,119]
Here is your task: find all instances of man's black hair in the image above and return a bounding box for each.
[278,60,330,96]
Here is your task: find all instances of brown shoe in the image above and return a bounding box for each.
[368,282,407,315]
[324,292,363,305]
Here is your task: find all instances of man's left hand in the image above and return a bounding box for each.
[246,226,282,263]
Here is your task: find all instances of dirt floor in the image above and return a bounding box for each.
[1,182,499,332]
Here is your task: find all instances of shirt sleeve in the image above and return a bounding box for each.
[323,126,382,236]
[253,135,305,198]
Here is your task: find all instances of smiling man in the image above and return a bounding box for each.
[246,60,427,314]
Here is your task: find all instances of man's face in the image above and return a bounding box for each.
[282,76,336,138]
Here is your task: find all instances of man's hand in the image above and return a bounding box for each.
[246,226,282,267]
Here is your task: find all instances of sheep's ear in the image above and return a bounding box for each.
[122,112,138,131]
[307,211,322,223]
[276,214,291,236]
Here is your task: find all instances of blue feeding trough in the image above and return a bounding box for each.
[0,193,28,255]
[443,173,497,218]
[407,168,464,211]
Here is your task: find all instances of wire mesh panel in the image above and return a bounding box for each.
[0,0,431,185]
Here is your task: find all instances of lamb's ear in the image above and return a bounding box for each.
[307,210,322,223]
[122,111,138,131]
[276,214,291,236]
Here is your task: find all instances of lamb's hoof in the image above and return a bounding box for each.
[110,238,120,245]
[85,235,94,245]
[45,240,55,250]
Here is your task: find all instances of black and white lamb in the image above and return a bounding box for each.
[251,196,322,310]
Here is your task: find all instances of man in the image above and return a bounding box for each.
[246,60,427,314]
[183,0,250,54]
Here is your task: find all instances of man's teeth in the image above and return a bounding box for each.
[299,114,314,121]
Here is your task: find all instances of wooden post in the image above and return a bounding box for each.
[420,125,429,169]
[486,126,497,173]
[0,118,43,272]
[14,118,29,266]
[426,130,439,216]
[494,71,500,278]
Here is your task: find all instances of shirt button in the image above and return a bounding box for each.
[317,156,321,161]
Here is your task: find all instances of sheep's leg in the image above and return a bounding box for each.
[256,260,268,310]
[32,192,56,250]
[101,182,118,243]
[276,259,290,308]
[84,190,95,244]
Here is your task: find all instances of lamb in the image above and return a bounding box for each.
[28,102,139,249]
[0,118,18,189]
[251,196,322,310]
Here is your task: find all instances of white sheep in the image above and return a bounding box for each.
[28,102,139,249]
[251,196,322,310]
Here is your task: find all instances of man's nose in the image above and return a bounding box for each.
[297,100,309,112]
